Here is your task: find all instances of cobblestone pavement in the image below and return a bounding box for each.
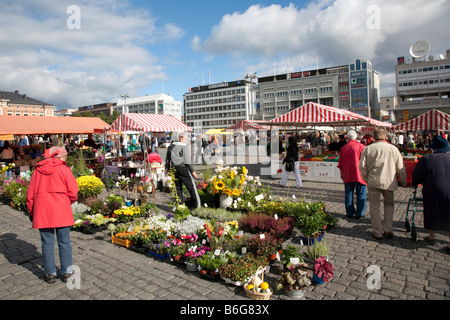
[0,158,449,304]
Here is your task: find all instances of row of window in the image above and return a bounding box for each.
[186,88,246,100]
[264,106,289,112]
[6,112,45,116]
[263,87,334,98]
[186,96,244,107]
[398,65,450,74]
[399,78,450,87]
[186,111,246,121]
[186,104,246,114]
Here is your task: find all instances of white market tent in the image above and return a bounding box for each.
[390,109,450,132]
[109,113,192,133]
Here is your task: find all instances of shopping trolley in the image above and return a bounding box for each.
[405,187,423,242]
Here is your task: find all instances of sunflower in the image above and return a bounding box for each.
[223,188,233,196]
[215,180,225,190]
[211,186,218,195]
[239,175,245,185]
[242,166,247,175]
[232,188,242,196]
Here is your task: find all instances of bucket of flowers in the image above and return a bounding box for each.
[76,175,105,206]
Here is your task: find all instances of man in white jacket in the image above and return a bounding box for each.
[359,127,407,240]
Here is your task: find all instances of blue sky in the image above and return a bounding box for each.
[0,0,448,109]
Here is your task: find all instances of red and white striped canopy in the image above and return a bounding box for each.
[109,113,191,132]
[270,102,391,127]
[226,120,270,131]
[390,109,450,132]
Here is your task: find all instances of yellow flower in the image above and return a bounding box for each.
[223,188,232,196]
[242,166,247,175]
[215,180,225,190]
[232,188,242,196]
[211,186,218,195]
[239,175,245,185]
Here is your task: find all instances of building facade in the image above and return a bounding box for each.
[257,59,380,120]
[0,90,55,116]
[113,93,182,121]
[73,103,116,117]
[184,78,257,132]
[395,49,450,122]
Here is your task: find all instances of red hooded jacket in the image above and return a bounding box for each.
[26,158,79,229]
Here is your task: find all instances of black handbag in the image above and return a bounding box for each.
[285,158,295,172]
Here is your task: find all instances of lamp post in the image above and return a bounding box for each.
[121,93,129,113]
[244,73,257,120]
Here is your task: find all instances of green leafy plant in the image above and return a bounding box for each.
[280,245,305,266]
[306,239,330,260]
[276,263,311,291]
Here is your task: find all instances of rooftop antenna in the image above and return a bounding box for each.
[273,60,277,81]
[409,40,430,60]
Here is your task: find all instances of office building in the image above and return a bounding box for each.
[113,93,182,121]
[184,76,258,132]
[258,59,380,120]
[395,49,450,122]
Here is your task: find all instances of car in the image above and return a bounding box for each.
[158,136,171,148]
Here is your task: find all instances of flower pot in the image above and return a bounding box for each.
[313,273,325,284]
[301,232,325,246]
[173,255,182,261]
[219,194,233,209]
[78,196,99,207]
[287,289,306,298]
[186,262,198,272]
[149,251,170,260]
[200,269,208,275]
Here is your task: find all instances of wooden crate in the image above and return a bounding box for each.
[111,235,132,248]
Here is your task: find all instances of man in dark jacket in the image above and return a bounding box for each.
[412,136,450,254]
[165,132,200,209]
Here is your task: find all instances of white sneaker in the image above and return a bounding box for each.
[295,185,302,188]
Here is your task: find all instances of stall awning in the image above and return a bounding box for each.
[266,102,392,127]
[0,115,109,135]
[109,113,191,132]
[390,109,450,132]
[225,120,270,132]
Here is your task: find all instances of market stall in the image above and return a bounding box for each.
[257,102,392,182]
[108,113,192,189]
[390,108,450,132]
[0,115,109,173]
[390,109,450,185]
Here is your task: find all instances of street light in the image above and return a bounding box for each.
[244,73,258,120]
[121,93,129,113]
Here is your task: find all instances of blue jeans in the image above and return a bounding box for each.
[344,182,367,217]
[39,227,73,276]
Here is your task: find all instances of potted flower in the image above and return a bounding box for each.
[280,245,305,269]
[148,240,171,260]
[276,262,312,298]
[219,253,267,286]
[184,245,209,271]
[208,165,247,208]
[313,256,334,284]
[168,238,187,261]
[76,175,105,206]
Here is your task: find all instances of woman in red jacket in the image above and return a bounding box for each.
[26,146,79,284]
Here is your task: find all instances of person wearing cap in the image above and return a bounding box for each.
[412,136,450,254]
[26,146,79,283]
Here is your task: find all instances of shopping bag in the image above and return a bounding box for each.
[285,158,295,172]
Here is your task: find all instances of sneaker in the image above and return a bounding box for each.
[295,185,302,188]
[45,274,56,284]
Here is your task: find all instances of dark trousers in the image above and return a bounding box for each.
[174,165,200,209]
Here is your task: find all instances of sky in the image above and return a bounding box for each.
[0,0,449,110]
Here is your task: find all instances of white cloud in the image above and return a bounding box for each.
[194,0,450,96]
[0,0,183,108]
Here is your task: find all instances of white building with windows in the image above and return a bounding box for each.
[395,49,450,121]
[258,59,380,120]
[183,77,258,132]
[113,93,182,121]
